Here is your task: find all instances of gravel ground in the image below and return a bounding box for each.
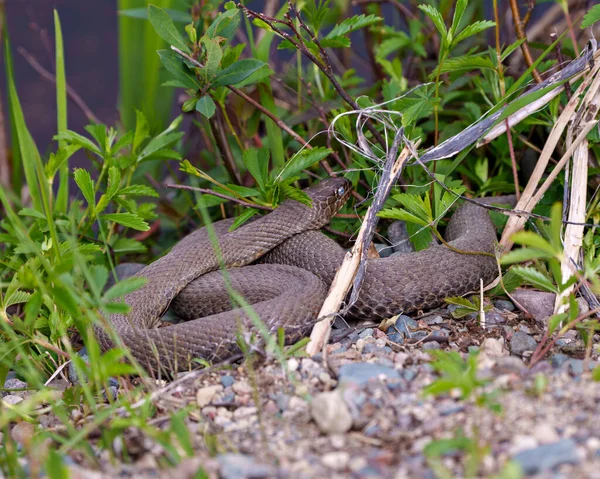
[4,290,600,478]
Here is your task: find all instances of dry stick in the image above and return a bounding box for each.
[210,107,243,185]
[554,118,590,314]
[500,57,600,249]
[17,47,101,125]
[306,135,414,357]
[509,0,543,84]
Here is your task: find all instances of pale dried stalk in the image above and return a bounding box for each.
[555,89,600,313]
[500,58,600,249]
[305,145,413,356]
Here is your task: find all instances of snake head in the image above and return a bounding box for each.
[299,176,351,226]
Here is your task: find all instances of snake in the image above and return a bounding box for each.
[95,177,506,374]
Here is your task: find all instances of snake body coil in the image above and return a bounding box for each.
[97,179,505,373]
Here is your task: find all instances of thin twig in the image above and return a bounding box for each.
[166,183,273,211]
[17,46,101,124]
[508,0,543,84]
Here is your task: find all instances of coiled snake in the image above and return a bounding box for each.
[96,178,504,373]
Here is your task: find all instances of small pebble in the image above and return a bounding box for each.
[11,422,34,445]
[232,381,252,396]
[321,451,350,471]
[512,439,580,474]
[338,362,400,387]
[217,453,273,479]
[509,331,537,356]
[422,341,441,350]
[494,299,515,311]
[220,375,235,388]
[196,385,222,408]
[3,395,23,405]
[311,391,352,434]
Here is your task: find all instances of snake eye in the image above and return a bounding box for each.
[336,186,345,197]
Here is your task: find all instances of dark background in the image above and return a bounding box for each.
[2,0,119,156]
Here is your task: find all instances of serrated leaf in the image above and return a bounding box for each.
[431,55,495,77]
[54,130,101,156]
[512,266,556,293]
[106,167,121,199]
[212,59,266,87]
[74,168,96,211]
[325,14,382,39]
[445,296,476,309]
[119,7,192,23]
[453,20,496,45]
[147,5,190,53]
[4,290,31,309]
[320,36,350,48]
[378,207,429,227]
[279,184,312,207]
[500,247,553,265]
[582,4,600,29]
[449,0,468,39]
[103,276,147,301]
[18,207,46,220]
[418,5,447,43]
[112,237,147,253]
[278,147,331,181]
[195,96,216,119]
[118,185,159,197]
[101,213,149,231]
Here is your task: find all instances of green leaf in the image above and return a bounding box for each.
[103,276,147,301]
[4,290,31,309]
[118,185,159,197]
[195,96,216,119]
[509,231,559,257]
[445,296,477,310]
[378,207,429,228]
[54,10,68,214]
[229,208,259,231]
[205,8,240,42]
[431,55,495,77]
[278,147,331,181]
[243,147,269,190]
[325,14,382,39]
[453,20,496,45]
[279,184,312,207]
[55,130,102,156]
[548,313,568,335]
[74,168,96,211]
[157,49,199,90]
[418,5,447,44]
[18,207,47,220]
[500,247,553,265]
[201,36,223,79]
[133,110,150,153]
[582,5,600,28]
[101,213,149,231]
[449,0,468,40]
[119,7,192,24]
[212,58,267,87]
[138,127,184,162]
[112,237,147,254]
[147,5,190,54]
[512,266,556,293]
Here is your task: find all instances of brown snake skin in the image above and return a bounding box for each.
[97,178,510,374]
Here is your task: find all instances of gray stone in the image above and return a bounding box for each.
[338,362,400,386]
[362,344,393,354]
[512,439,580,474]
[374,243,394,258]
[510,331,537,356]
[217,453,274,479]
[220,375,235,387]
[494,299,515,311]
[311,390,353,434]
[511,289,555,324]
[485,311,506,326]
[394,315,418,333]
[422,341,441,350]
[423,315,444,325]
[358,328,374,339]
[518,324,532,335]
[566,359,585,376]
[387,332,405,344]
[3,378,27,397]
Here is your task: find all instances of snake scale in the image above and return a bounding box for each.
[95,178,505,374]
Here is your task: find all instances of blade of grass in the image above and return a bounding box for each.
[4,35,42,212]
[118,0,177,133]
[54,9,68,213]
[1,17,22,191]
